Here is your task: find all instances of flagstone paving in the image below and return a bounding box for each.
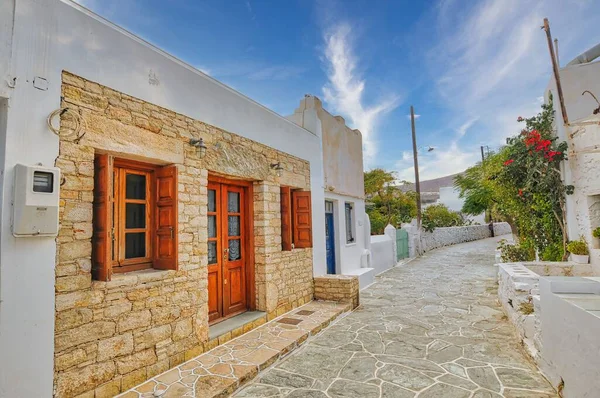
[234,237,557,398]
[117,301,350,398]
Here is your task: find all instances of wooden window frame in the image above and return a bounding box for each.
[92,155,178,280]
[112,159,155,273]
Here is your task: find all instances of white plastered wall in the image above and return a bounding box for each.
[0,1,326,396]
[546,60,600,274]
[287,96,371,283]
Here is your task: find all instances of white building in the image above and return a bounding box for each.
[439,186,486,224]
[546,43,600,274]
[288,96,374,288]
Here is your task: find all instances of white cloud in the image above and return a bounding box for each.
[456,117,478,139]
[396,142,480,181]
[406,114,421,120]
[322,23,400,166]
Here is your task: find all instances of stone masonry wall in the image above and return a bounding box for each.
[314,275,359,309]
[54,72,313,397]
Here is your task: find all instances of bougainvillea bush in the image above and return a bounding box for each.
[455,99,573,261]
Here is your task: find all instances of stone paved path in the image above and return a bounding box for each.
[233,237,557,398]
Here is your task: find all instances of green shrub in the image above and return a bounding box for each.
[540,242,565,262]
[566,239,589,255]
[497,239,534,262]
[367,209,387,235]
[592,227,600,239]
[421,204,463,232]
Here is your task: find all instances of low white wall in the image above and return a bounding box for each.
[497,263,541,360]
[419,222,511,253]
[498,263,598,397]
[370,234,395,275]
[538,277,600,397]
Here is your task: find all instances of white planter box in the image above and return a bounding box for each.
[570,254,590,264]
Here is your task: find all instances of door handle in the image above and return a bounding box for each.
[223,248,229,261]
[169,226,174,239]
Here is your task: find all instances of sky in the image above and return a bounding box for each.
[75,0,599,181]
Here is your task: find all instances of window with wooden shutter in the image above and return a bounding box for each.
[154,165,178,270]
[92,154,113,281]
[92,156,178,280]
[292,190,312,248]
[280,186,292,251]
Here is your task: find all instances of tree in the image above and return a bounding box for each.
[364,169,416,234]
[421,204,463,232]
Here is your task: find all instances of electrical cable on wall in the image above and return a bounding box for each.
[46,107,87,143]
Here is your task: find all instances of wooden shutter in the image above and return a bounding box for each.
[292,190,312,248]
[154,164,178,270]
[280,186,292,251]
[92,154,113,281]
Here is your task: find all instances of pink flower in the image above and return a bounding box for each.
[503,159,514,166]
[517,116,524,122]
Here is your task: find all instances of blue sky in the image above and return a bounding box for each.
[76,0,599,181]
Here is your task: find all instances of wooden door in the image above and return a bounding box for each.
[207,182,248,323]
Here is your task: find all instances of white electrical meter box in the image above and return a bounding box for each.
[13,164,60,237]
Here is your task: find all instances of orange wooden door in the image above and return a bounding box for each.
[207,182,247,323]
[221,185,246,316]
[207,182,223,323]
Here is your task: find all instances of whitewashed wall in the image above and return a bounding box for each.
[370,234,396,275]
[418,223,511,253]
[538,277,600,397]
[288,97,368,278]
[0,1,327,396]
[546,60,600,274]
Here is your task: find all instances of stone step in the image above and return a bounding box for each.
[117,301,351,398]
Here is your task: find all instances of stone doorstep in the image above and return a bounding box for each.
[117,300,351,398]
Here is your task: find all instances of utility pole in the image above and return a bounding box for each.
[410,106,422,229]
[543,18,568,125]
[480,144,493,234]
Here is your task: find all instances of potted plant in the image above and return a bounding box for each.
[567,238,589,264]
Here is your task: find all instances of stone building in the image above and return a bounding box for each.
[0,1,361,397]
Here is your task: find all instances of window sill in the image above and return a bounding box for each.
[94,268,177,289]
[345,242,357,247]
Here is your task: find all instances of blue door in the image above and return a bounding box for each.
[325,202,336,274]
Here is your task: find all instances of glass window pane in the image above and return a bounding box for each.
[228,192,240,213]
[126,203,146,229]
[208,215,217,238]
[228,216,240,236]
[229,239,241,261]
[208,189,216,212]
[125,232,146,259]
[345,203,354,243]
[208,241,217,264]
[126,174,146,199]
